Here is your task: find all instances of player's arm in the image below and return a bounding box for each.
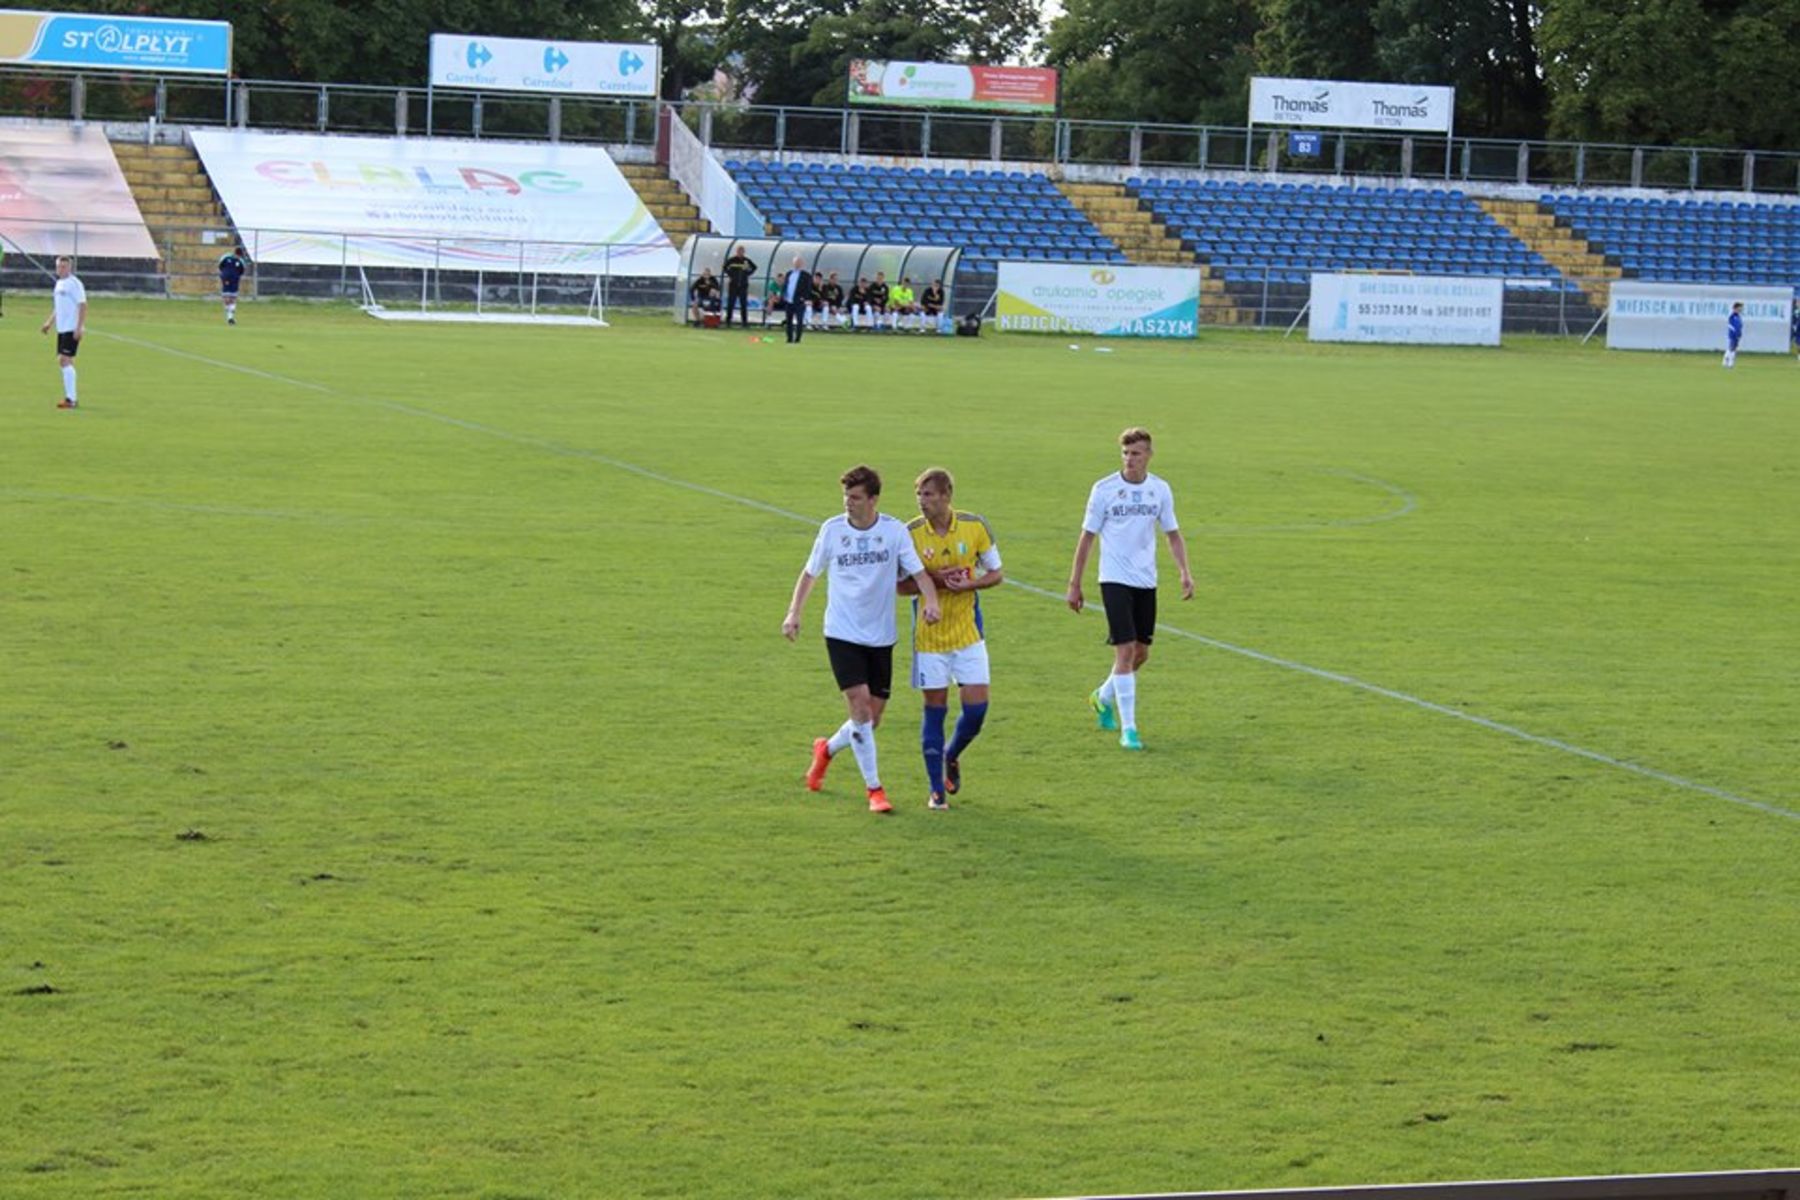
[782,570,818,641]
[908,569,941,624]
[74,298,85,340]
[1066,530,1096,612]
[949,545,1004,591]
[1166,529,1195,600]
[897,541,939,623]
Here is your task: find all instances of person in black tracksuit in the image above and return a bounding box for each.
[722,245,756,327]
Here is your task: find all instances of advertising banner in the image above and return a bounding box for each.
[429,33,658,98]
[848,59,1057,113]
[0,9,231,74]
[0,124,157,258]
[1250,77,1454,133]
[1606,282,1792,353]
[996,262,1199,338]
[1308,274,1503,345]
[191,131,678,275]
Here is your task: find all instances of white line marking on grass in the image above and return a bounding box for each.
[105,329,1797,826]
[1189,469,1418,535]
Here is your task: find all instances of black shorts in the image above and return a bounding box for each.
[55,331,80,358]
[1100,583,1157,646]
[221,283,240,296]
[825,637,893,698]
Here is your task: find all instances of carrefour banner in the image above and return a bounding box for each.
[996,262,1199,338]
[191,131,678,275]
[1250,77,1454,133]
[848,59,1058,114]
[429,33,658,98]
[1607,282,1792,353]
[1308,274,1502,344]
[0,124,157,257]
[0,9,231,74]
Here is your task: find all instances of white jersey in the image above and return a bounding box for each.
[52,275,87,332]
[1083,470,1180,588]
[804,513,925,647]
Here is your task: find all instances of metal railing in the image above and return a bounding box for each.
[7,64,1800,195]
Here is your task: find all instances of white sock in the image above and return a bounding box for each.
[826,719,855,756]
[61,364,77,402]
[227,302,236,320]
[1112,671,1138,732]
[1097,673,1118,703]
[848,720,880,788]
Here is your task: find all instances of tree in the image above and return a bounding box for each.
[1253,0,1380,83]
[1046,0,1260,127]
[1538,0,1800,149]
[1371,0,1548,139]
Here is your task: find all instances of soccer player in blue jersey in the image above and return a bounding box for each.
[1723,301,1743,368]
[218,244,248,325]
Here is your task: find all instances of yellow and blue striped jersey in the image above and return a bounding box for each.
[907,510,1000,653]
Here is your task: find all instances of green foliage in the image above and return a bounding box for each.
[1541,0,1800,148]
[4,303,1800,1196]
[1047,0,1259,126]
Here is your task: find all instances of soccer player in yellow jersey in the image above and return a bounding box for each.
[901,468,1004,809]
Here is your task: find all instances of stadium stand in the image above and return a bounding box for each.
[722,159,1128,283]
[1122,175,1605,330]
[1128,177,1563,284]
[1542,193,1800,288]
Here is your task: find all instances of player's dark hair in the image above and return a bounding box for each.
[914,467,954,494]
[1119,426,1153,448]
[841,464,881,496]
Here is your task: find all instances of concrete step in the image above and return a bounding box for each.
[121,168,209,188]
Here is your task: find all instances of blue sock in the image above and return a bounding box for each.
[946,701,988,764]
[921,705,948,795]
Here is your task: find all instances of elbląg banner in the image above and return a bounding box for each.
[1606,282,1792,353]
[1308,273,1503,345]
[429,34,657,98]
[996,262,1199,337]
[190,131,678,275]
[0,9,231,73]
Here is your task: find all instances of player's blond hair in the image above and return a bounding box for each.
[1119,427,1153,448]
[914,467,954,494]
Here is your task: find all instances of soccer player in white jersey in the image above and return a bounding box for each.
[40,256,86,409]
[1066,427,1195,750]
[783,464,942,813]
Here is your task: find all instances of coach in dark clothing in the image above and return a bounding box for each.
[779,256,814,344]
[722,244,756,327]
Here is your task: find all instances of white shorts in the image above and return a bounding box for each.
[912,641,990,689]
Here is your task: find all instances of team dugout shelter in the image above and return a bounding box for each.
[674,234,961,325]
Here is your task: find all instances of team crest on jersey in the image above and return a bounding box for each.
[923,547,935,559]
[857,536,870,552]
[1132,490,1143,502]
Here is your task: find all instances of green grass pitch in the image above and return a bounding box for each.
[3,301,1797,1198]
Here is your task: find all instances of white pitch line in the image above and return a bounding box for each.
[102,329,1798,825]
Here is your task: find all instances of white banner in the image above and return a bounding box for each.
[191,131,678,275]
[1308,274,1503,345]
[0,124,157,258]
[1250,77,1455,133]
[996,262,1200,338]
[665,109,764,238]
[429,33,658,98]
[1606,282,1792,353]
